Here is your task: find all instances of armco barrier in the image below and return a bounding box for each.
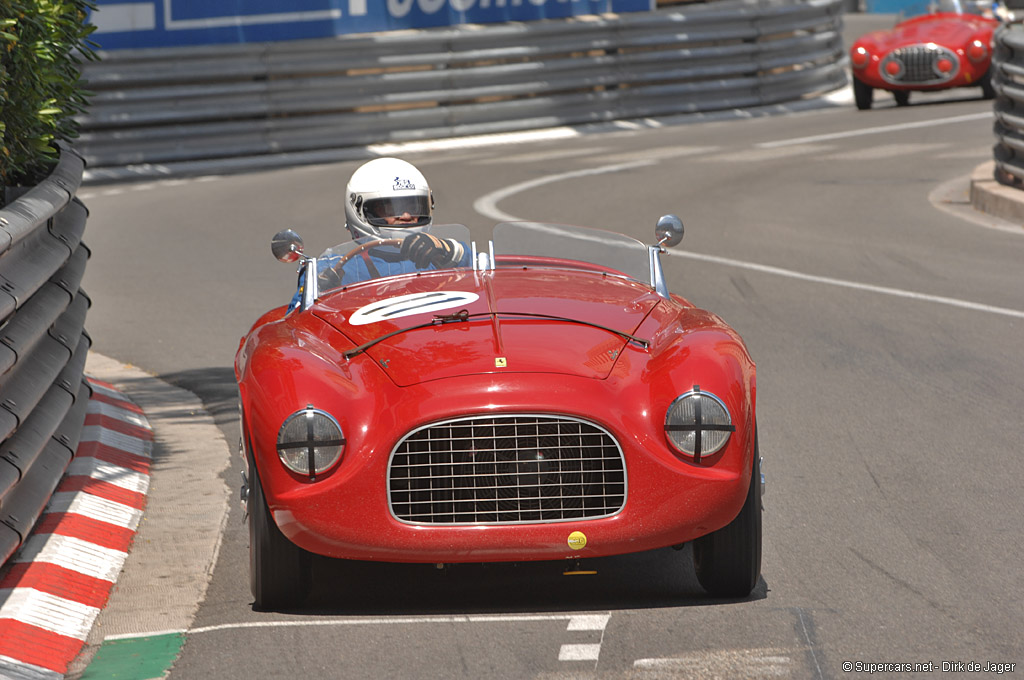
[0,146,92,567]
[75,0,847,170]
[993,23,1024,184]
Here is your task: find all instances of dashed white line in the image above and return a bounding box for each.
[559,644,602,661]
[566,613,610,631]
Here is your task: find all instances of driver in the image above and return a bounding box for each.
[288,158,469,312]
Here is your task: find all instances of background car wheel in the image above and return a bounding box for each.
[893,90,910,106]
[980,68,996,99]
[249,452,312,611]
[692,438,762,598]
[853,78,873,110]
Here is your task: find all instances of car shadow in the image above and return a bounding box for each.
[288,545,769,617]
[867,90,992,110]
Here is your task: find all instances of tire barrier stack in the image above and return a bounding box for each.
[993,22,1024,184]
[76,0,847,171]
[0,145,92,567]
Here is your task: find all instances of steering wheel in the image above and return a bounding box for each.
[327,238,404,281]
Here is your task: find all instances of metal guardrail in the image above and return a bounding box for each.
[75,0,847,170]
[0,146,92,566]
[992,23,1024,184]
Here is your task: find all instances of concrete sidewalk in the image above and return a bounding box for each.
[969,161,1024,226]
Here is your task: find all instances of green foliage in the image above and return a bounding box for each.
[0,0,97,192]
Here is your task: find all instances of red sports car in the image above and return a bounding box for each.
[849,0,1000,110]
[235,218,761,610]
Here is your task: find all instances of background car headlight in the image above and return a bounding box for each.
[664,387,734,462]
[851,46,871,69]
[277,407,345,478]
[966,39,988,63]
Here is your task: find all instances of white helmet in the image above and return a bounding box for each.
[344,158,434,240]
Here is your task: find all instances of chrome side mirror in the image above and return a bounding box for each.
[272,229,305,263]
[655,214,684,249]
[649,214,683,300]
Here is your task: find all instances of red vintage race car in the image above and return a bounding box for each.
[235,218,761,610]
[849,0,1000,110]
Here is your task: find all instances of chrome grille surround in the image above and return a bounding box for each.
[388,414,627,525]
[880,44,959,85]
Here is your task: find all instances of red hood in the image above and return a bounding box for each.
[312,268,663,386]
[856,14,994,52]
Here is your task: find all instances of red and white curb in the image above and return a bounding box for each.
[0,378,153,680]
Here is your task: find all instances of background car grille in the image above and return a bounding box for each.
[881,45,958,85]
[389,415,626,525]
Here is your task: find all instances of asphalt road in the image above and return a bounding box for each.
[70,43,1023,680]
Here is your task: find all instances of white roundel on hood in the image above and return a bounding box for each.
[348,291,480,326]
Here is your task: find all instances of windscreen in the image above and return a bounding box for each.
[315,224,473,295]
[491,222,653,285]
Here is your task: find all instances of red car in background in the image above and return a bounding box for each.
[849,0,1001,109]
[236,218,762,611]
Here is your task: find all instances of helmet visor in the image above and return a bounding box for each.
[363,196,431,227]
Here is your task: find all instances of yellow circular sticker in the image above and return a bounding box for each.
[567,531,587,551]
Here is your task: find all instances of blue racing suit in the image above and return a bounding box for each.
[288,240,471,312]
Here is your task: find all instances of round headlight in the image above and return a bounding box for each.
[967,39,988,63]
[277,407,345,478]
[665,388,734,462]
[851,46,871,69]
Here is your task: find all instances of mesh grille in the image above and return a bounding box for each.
[388,415,626,525]
[881,46,958,85]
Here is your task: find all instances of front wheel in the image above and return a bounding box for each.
[692,438,762,598]
[853,78,873,110]
[980,67,996,100]
[893,90,910,107]
[249,451,312,611]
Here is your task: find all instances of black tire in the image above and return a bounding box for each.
[893,90,910,107]
[692,438,762,598]
[980,67,996,100]
[853,78,873,110]
[249,450,312,611]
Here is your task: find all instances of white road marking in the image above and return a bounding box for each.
[474,161,1024,321]
[473,160,655,222]
[667,249,1024,320]
[634,647,794,677]
[705,144,832,162]
[369,127,581,156]
[110,613,614,665]
[756,111,992,149]
[566,613,610,630]
[160,612,611,636]
[595,145,720,165]
[824,142,947,161]
[559,644,602,661]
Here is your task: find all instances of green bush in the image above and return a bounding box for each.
[0,0,97,195]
